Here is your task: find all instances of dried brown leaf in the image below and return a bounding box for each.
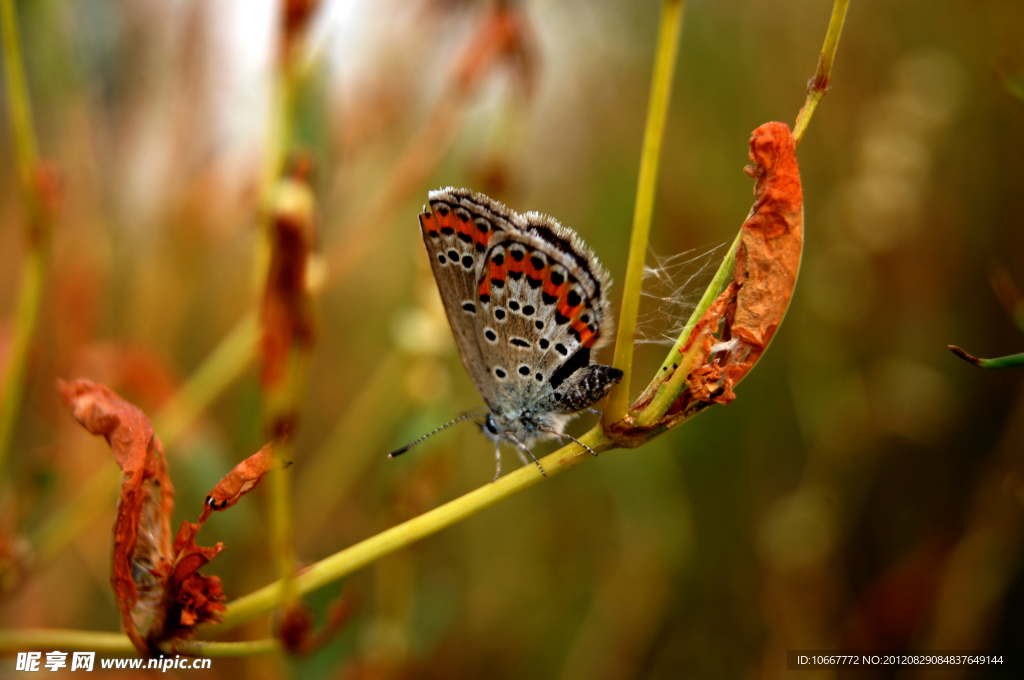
[59,381,279,655]
[201,443,291,521]
[58,379,174,654]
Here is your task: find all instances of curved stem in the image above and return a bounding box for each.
[0,629,280,657]
[0,0,48,484]
[792,0,850,146]
[211,426,616,632]
[605,0,686,422]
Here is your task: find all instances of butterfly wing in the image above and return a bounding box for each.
[418,188,525,411]
[421,187,621,423]
[473,214,619,418]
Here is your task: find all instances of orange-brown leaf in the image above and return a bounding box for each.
[201,443,290,521]
[650,123,803,426]
[162,521,226,632]
[58,379,175,655]
[731,121,804,353]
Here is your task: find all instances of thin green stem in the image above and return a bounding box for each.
[1,0,38,182]
[0,629,134,654]
[605,0,686,422]
[635,228,741,426]
[210,427,615,632]
[0,0,49,484]
[168,637,280,658]
[949,346,1024,370]
[792,0,850,146]
[153,313,259,445]
[0,628,280,657]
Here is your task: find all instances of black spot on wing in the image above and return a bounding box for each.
[549,346,591,390]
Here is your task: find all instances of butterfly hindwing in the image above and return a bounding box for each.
[474,222,616,416]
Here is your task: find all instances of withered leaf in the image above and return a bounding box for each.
[201,443,291,521]
[164,521,226,630]
[60,380,282,656]
[59,379,174,655]
[623,122,803,438]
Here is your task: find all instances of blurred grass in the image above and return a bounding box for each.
[2,1,1024,678]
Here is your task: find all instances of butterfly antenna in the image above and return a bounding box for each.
[389,413,488,458]
[539,426,598,457]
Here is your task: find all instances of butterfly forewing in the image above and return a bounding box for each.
[419,189,518,410]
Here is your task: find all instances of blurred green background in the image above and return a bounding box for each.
[2,0,1024,677]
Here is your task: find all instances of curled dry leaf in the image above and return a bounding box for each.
[59,379,174,654]
[616,122,803,441]
[201,443,291,521]
[60,380,282,655]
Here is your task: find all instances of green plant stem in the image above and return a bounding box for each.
[153,313,259,445]
[210,427,615,632]
[29,314,258,566]
[0,628,280,657]
[949,346,1024,370]
[636,228,742,426]
[605,0,686,422]
[792,0,849,146]
[0,629,134,654]
[295,352,403,545]
[0,0,48,485]
[1,0,37,183]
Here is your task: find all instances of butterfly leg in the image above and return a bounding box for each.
[539,425,598,457]
[504,433,547,477]
[492,443,502,483]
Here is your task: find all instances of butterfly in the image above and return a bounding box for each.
[392,188,622,480]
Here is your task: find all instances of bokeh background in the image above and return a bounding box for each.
[2,0,1024,677]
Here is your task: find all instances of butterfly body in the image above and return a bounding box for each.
[417,188,621,475]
